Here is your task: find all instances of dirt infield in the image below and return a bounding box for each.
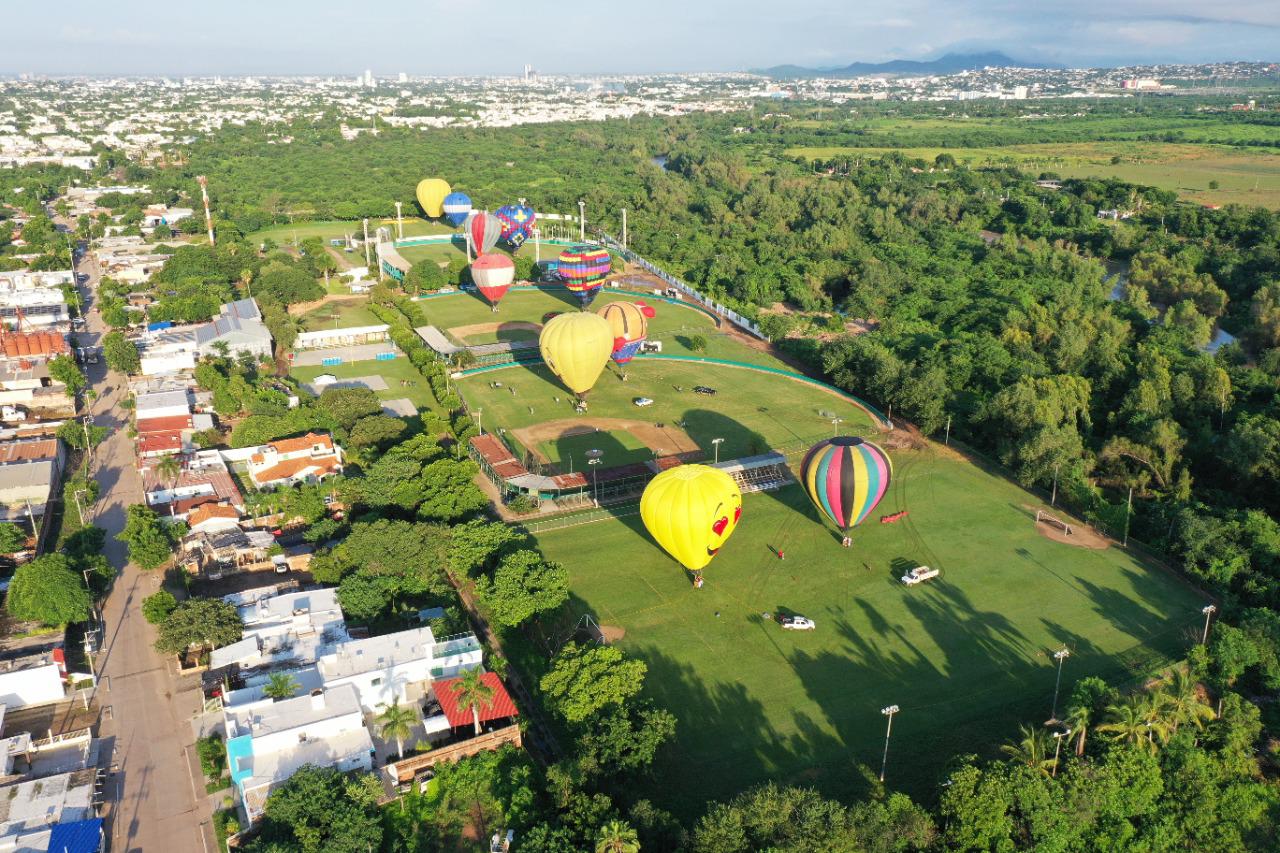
[1028,505,1110,550]
[599,625,627,643]
[448,321,541,342]
[511,417,700,465]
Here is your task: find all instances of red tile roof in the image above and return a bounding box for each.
[268,432,334,455]
[138,432,183,455]
[136,415,193,434]
[250,455,342,486]
[469,434,528,480]
[188,503,240,528]
[0,438,59,464]
[432,672,518,728]
[1,332,69,359]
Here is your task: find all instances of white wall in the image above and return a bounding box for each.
[250,708,364,755]
[0,663,64,708]
[140,351,196,376]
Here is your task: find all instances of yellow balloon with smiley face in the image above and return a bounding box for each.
[640,465,743,571]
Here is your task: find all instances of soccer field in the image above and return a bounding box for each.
[531,443,1205,814]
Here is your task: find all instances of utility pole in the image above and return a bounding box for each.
[879,705,899,783]
[578,200,585,242]
[1201,604,1217,645]
[712,437,724,465]
[82,415,94,474]
[1051,464,1060,507]
[587,449,603,506]
[621,208,628,250]
[473,409,483,436]
[533,227,541,264]
[1049,647,1070,723]
[1051,728,1072,777]
[362,218,371,269]
[944,415,951,446]
[197,176,215,245]
[394,202,403,240]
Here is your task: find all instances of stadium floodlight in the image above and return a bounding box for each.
[1050,648,1071,722]
[879,704,899,782]
[1051,727,1072,777]
[712,437,724,464]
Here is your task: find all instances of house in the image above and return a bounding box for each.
[135,414,194,458]
[317,627,482,713]
[0,287,69,330]
[186,503,242,535]
[0,646,66,709]
[428,671,520,738]
[142,205,193,229]
[134,389,192,421]
[196,298,273,360]
[0,438,64,525]
[0,769,98,850]
[224,684,374,823]
[142,462,244,516]
[247,433,344,490]
[180,527,275,577]
[210,587,348,675]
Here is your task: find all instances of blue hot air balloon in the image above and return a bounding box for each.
[442,192,472,227]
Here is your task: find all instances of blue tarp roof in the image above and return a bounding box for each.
[46,818,103,853]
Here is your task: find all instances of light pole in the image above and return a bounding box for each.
[831,417,843,437]
[1051,463,1060,507]
[472,409,483,436]
[82,415,94,473]
[879,705,899,783]
[1201,604,1217,645]
[394,201,403,240]
[711,437,724,465]
[1051,727,1072,777]
[586,449,603,505]
[533,227,541,264]
[1050,648,1070,722]
[578,200,585,242]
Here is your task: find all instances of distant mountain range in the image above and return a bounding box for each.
[751,52,1057,79]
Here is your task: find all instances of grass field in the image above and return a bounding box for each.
[786,141,1280,209]
[397,239,547,268]
[532,445,1206,815]
[457,359,879,467]
[247,217,455,245]
[297,300,383,332]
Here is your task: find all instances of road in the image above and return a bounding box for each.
[72,243,212,852]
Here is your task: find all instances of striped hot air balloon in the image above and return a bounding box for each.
[471,253,515,309]
[466,211,503,256]
[597,300,655,364]
[799,437,893,532]
[442,192,472,226]
[557,245,611,307]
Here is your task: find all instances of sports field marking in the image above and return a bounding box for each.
[510,417,700,466]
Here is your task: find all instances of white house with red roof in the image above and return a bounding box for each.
[246,432,343,490]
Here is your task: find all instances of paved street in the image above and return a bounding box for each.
[73,244,212,852]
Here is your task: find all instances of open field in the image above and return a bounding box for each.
[510,417,701,469]
[457,358,880,466]
[397,239,546,268]
[421,288,790,368]
[531,444,1206,815]
[297,299,383,331]
[288,356,435,411]
[247,217,454,245]
[786,141,1280,209]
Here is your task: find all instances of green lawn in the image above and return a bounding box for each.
[532,445,1206,816]
[457,359,879,466]
[397,239,550,268]
[297,299,383,332]
[247,217,455,245]
[288,357,436,411]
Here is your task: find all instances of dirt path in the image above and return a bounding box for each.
[511,417,700,464]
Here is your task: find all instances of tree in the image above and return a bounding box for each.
[596,820,640,853]
[1162,665,1215,734]
[405,260,446,294]
[376,701,417,759]
[453,667,496,736]
[448,519,524,577]
[102,330,141,374]
[48,355,86,399]
[477,549,568,628]
[1099,694,1168,754]
[117,504,177,569]
[141,589,177,624]
[56,419,107,450]
[999,724,1053,777]
[247,765,383,853]
[415,459,488,522]
[154,598,242,655]
[347,414,406,449]
[156,454,181,494]
[687,334,707,352]
[5,554,92,626]
[317,386,382,431]
[263,672,301,701]
[541,643,646,725]
[0,522,26,554]
[336,572,394,622]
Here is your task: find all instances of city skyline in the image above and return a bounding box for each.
[6,0,1278,77]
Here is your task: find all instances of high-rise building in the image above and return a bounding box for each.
[363,69,374,88]
[398,72,408,83]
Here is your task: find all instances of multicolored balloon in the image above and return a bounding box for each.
[415,178,451,218]
[471,254,515,308]
[538,311,614,396]
[442,192,472,227]
[597,300,655,364]
[495,204,537,248]
[558,245,612,307]
[640,465,743,572]
[466,211,503,256]
[799,437,892,532]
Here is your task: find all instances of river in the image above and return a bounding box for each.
[1101,259,1236,353]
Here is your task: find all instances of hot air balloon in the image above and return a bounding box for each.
[557,245,612,307]
[471,253,515,310]
[466,211,503,257]
[799,437,892,534]
[538,312,613,397]
[415,178,451,219]
[442,192,472,227]
[597,300,656,365]
[640,465,743,572]
[509,203,536,243]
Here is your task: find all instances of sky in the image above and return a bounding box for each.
[6,0,1278,76]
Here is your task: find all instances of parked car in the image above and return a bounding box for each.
[780,615,816,631]
[633,397,654,407]
[901,566,940,586]
[693,385,717,396]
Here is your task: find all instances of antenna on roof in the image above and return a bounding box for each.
[197,176,215,246]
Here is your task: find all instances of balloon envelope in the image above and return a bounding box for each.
[471,253,515,306]
[640,465,743,571]
[442,192,472,226]
[799,437,892,531]
[467,212,503,256]
[538,312,613,396]
[558,245,612,306]
[597,300,655,364]
[416,178,451,218]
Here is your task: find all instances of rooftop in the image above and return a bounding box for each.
[0,332,68,359]
[134,389,191,413]
[318,626,436,681]
[0,439,59,465]
[433,671,519,727]
[135,414,193,434]
[225,682,362,740]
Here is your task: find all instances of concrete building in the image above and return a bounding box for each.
[317,627,482,713]
[196,298,273,360]
[0,438,63,526]
[225,683,374,822]
[210,587,348,674]
[0,769,98,850]
[246,433,343,490]
[0,647,66,709]
[292,325,390,350]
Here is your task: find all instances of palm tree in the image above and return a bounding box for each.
[376,700,418,760]
[1163,665,1215,735]
[453,668,495,737]
[595,820,640,853]
[999,724,1054,777]
[1064,702,1094,757]
[1099,694,1169,755]
[156,454,181,516]
[262,673,300,701]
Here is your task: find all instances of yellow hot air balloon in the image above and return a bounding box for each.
[539,312,613,397]
[415,178,451,218]
[640,465,743,572]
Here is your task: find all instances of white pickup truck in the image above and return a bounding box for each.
[901,566,940,586]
